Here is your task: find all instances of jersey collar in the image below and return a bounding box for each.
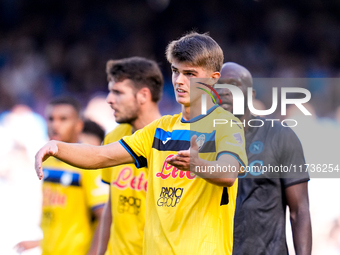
[181,105,219,123]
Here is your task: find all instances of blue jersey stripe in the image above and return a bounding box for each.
[119,139,147,169]
[152,130,216,152]
[154,128,190,141]
[43,169,80,186]
[154,128,216,143]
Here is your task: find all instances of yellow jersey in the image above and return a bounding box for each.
[120,105,248,255]
[41,157,108,255]
[101,124,147,255]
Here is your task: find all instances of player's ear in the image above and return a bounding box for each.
[136,87,150,105]
[76,119,84,134]
[209,72,221,85]
[252,89,256,99]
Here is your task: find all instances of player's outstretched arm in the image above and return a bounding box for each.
[14,240,41,253]
[166,136,239,187]
[35,141,134,180]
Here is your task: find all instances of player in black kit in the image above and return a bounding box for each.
[216,62,312,255]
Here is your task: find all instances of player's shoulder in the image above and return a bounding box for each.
[212,106,244,131]
[157,113,182,126]
[159,113,181,121]
[214,106,239,119]
[211,106,242,125]
[103,124,132,144]
[256,116,299,141]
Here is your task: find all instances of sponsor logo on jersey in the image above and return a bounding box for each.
[118,195,141,215]
[112,167,147,192]
[43,187,67,207]
[156,154,196,180]
[162,137,171,144]
[157,187,184,207]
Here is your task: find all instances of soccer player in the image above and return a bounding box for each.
[96,57,163,255]
[21,97,108,255]
[217,62,312,255]
[35,32,248,255]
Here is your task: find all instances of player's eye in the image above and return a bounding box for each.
[172,69,179,74]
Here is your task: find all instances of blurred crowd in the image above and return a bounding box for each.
[0,0,340,254]
[1,0,340,116]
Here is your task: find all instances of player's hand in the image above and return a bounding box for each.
[35,140,58,180]
[14,240,41,252]
[166,135,200,171]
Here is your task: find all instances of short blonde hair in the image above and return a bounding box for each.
[166,32,223,72]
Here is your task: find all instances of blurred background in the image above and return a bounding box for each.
[0,0,339,254]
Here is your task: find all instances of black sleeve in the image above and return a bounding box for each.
[278,127,310,188]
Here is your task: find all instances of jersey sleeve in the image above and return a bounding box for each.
[119,118,160,169]
[101,167,112,184]
[82,170,109,211]
[278,127,310,188]
[216,120,248,170]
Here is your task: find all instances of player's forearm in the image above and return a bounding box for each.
[36,140,135,179]
[54,141,113,169]
[97,195,112,255]
[290,208,312,255]
[193,157,238,187]
[14,240,41,252]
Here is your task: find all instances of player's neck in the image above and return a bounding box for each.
[61,136,79,144]
[182,100,215,121]
[131,104,161,132]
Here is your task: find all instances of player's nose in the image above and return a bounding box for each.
[216,88,232,97]
[174,72,185,85]
[106,93,116,105]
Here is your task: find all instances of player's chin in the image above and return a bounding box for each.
[115,116,130,124]
[175,97,189,106]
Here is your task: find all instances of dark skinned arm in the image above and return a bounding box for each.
[286,182,312,255]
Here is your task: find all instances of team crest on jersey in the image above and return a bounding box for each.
[196,134,205,150]
[233,132,243,144]
[249,141,264,154]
